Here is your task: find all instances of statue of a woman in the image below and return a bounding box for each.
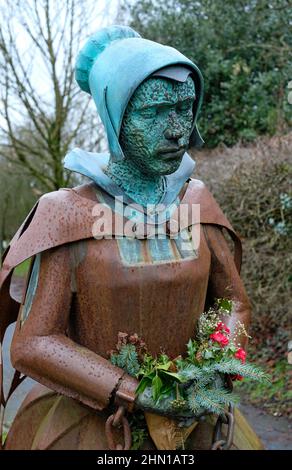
[0,26,260,450]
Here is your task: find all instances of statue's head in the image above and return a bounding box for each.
[75,25,204,174]
[120,76,195,175]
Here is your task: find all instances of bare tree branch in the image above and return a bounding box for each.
[0,0,111,191]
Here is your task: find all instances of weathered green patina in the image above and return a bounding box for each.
[75,25,204,163]
[106,77,195,206]
[65,25,203,208]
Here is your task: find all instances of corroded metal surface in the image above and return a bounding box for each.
[0,179,251,449]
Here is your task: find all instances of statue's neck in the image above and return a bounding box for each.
[106,159,165,206]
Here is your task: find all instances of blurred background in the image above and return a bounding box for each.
[0,0,291,448]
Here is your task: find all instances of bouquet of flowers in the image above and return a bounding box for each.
[110,299,268,449]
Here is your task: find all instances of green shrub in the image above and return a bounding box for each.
[122,0,292,147]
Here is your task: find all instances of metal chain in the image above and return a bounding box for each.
[211,403,235,450]
[105,405,132,450]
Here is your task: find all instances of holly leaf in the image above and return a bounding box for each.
[152,374,163,401]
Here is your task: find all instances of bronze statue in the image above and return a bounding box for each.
[0,26,262,450]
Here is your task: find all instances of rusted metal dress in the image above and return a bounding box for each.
[0,180,252,449]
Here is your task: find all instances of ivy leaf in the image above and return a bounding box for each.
[152,374,163,401]
[139,370,156,381]
[156,361,173,371]
[161,384,175,396]
[136,377,151,395]
[160,370,184,382]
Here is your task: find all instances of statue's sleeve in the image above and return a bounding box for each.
[10,244,137,412]
[203,224,251,350]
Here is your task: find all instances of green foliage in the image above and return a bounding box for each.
[136,353,183,400]
[177,364,209,387]
[2,430,8,446]
[128,411,148,450]
[268,192,292,236]
[213,359,270,382]
[177,359,267,415]
[216,298,233,314]
[110,344,140,376]
[130,428,148,450]
[187,385,239,415]
[123,0,292,147]
[110,300,269,418]
[14,258,31,277]
[0,160,37,256]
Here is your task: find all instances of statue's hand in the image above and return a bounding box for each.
[135,373,232,426]
[114,374,139,412]
[135,385,198,427]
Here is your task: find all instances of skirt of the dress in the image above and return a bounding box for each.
[4,384,264,450]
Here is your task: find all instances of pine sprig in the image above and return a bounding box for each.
[187,386,239,416]
[213,359,270,382]
[110,344,140,376]
[178,364,214,387]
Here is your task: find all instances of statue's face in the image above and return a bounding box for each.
[120,76,195,175]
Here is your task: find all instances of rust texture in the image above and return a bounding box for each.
[0,180,251,449]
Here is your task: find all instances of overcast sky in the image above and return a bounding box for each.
[0,0,121,130]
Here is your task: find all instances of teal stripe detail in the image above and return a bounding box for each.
[117,238,143,264]
[174,229,197,259]
[148,238,174,262]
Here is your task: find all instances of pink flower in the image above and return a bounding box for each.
[216,322,230,334]
[234,348,247,363]
[210,331,229,347]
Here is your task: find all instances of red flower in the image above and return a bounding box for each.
[231,374,243,381]
[210,331,229,347]
[216,322,230,334]
[234,348,246,363]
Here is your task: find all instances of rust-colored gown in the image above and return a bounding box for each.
[0,180,260,449]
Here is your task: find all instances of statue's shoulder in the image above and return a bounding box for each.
[183,178,242,272]
[25,181,98,237]
[183,178,217,207]
[27,182,99,227]
[183,177,233,229]
[1,183,98,280]
[38,181,97,207]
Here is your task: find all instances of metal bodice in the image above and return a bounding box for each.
[68,227,211,359]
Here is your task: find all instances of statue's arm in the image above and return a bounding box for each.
[10,244,137,412]
[203,224,251,350]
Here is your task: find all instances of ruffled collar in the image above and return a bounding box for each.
[64,148,195,210]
